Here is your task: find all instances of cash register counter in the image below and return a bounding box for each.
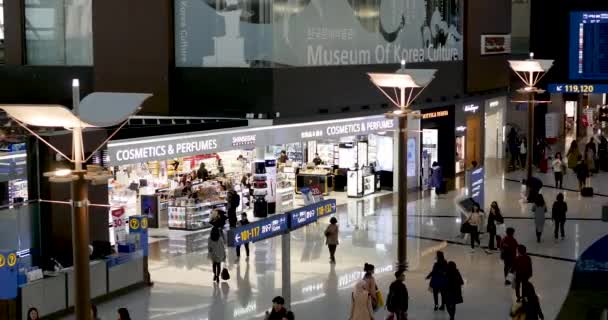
[296,170,334,195]
[19,252,144,319]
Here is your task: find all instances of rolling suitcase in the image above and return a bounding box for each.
[581,178,594,197]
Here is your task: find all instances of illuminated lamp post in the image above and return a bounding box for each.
[509,53,553,180]
[1,80,151,320]
[368,61,436,270]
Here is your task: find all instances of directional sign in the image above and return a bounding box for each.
[228,214,289,247]
[548,84,608,94]
[289,199,337,230]
[7,253,17,267]
[0,250,18,299]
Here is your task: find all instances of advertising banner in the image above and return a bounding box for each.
[467,166,484,206]
[107,115,396,166]
[175,0,463,67]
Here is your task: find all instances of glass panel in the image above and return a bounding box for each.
[0,202,40,267]
[176,0,464,67]
[25,0,92,65]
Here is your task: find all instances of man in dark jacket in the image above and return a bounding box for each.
[574,155,589,190]
[387,269,409,320]
[266,296,294,320]
[501,227,518,285]
[513,245,533,301]
[526,176,543,203]
[552,193,568,239]
[226,187,240,228]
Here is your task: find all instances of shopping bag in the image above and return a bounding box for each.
[221,267,230,281]
[460,222,471,234]
[506,272,515,284]
[497,223,507,237]
[376,290,385,308]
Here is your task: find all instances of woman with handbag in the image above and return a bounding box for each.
[467,207,482,252]
[208,227,226,283]
[324,217,339,263]
[486,201,504,252]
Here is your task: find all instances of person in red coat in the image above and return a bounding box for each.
[513,245,533,301]
[501,227,519,285]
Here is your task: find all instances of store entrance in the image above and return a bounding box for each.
[466,116,481,167]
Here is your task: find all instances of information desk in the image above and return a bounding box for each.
[107,252,144,292]
[65,260,107,308]
[296,173,333,195]
[20,273,66,319]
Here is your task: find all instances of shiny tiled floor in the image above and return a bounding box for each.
[62,160,608,320]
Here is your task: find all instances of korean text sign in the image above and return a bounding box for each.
[228,214,289,247]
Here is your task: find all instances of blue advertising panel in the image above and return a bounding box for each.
[129,216,149,256]
[467,167,484,206]
[0,250,18,299]
[228,214,289,247]
[548,84,608,94]
[288,199,337,230]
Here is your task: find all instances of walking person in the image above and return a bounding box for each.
[386,269,409,320]
[566,140,580,172]
[444,261,464,320]
[324,217,339,263]
[349,280,374,320]
[575,155,589,190]
[552,152,565,188]
[117,308,131,320]
[425,251,448,311]
[466,206,482,252]
[236,212,250,260]
[521,282,545,320]
[362,263,379,310]
[552,193,567,240]
[226,184,240,228]
[532,194,547,243]
[513,245,533,302]
[430,161,444,195]
[486,201,504,253]
[208,227,226,283]
[501,227,519,285]
[519,137,527,169]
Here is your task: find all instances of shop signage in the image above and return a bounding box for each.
[422,110,449,119]
[456,126,467,132]
[463,104,480,113]
[228,214,289,247]
[548,84,608,94]
[467,167,484,206]
[128,216,149,257]
[107,115,397,165]
[481,34,511,55]
[111,207,128,244]
[488,100,500,108]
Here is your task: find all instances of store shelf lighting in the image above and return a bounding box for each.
[367,61,437,271]
[0,80,151,320]
[509,52,553,180]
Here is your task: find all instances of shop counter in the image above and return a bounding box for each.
[65,260,107,308]
[347,169,376,198]
[296,173,333,195]
[20,273,67,319]
[107,252,144,292]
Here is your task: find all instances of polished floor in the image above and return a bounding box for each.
[62,161,608,320]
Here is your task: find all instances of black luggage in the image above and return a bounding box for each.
[581,187,594,197]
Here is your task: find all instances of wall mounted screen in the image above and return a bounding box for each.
[569,12,608,80]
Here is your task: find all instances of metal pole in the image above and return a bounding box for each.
[527,92,535,180]
[397,114,408,270]
[72,172,91,320]
[281,233,291,308]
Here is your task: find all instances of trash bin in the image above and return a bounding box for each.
[602,205,608,222]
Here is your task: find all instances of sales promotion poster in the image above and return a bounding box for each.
[176,0,463,67]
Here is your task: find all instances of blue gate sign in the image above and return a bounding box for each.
[0,250,18,299]
[228,214,289,247]
[289,199,337,230]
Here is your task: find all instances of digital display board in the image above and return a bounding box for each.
[228,214,289,247]
[467,167,484,207]
[548,83,608,94]
[569,12,608,80]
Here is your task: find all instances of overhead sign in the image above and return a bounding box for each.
[289,199,337,230]
[228,214,289,247]
[548,84,608,94]
[107,115,396,165]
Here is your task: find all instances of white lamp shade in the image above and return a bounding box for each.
[368,69,437,88]
[79,92,152,127]
[508,59,554,73]
[0,105,95,128]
